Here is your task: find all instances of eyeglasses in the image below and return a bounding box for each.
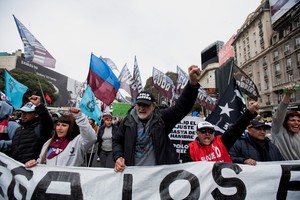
[198,129,214,134]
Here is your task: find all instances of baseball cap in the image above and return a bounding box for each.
[102,112,112,120]
[136,91,156,105]
[197,121,215,130]
[18,102,36,112]
[248,119,271,129]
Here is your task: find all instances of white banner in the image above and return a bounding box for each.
[1,153,300,199]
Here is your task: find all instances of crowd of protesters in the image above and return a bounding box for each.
[1,67,300,172]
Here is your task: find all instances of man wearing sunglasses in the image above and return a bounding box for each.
[185,101,259,163]
[229,119,284,165]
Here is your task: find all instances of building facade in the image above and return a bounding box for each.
[0,50,83,107]
[233,0,300,114]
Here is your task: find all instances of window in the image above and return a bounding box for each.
[275,63,281,72]
[296,37,300,45]
[267,95,270,104]
[272,33,279,43]
[283,27,290,37]
[274,51,279,60]
[264,68,268,76]
[286,58,292,70]
[264,80,269,90]
[296,37,300,49]
[284,44,290,55]
[275,76,281,85]
[278,93,283,103]
[288,73,294,82]
[263,56,267,66]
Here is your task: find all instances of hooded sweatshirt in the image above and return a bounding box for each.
[0,101,20,154]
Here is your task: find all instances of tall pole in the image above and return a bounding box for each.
[33,67,47,106]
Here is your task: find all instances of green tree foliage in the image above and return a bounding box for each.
[0,68,59,104]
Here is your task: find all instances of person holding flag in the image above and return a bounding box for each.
[271,84,300,160]
[11,95,53,164]
[113,65,201,172]
[185,101,259,163]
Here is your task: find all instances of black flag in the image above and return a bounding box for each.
[232,63,260,101]
[205,78,246,135]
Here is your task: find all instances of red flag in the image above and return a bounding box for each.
[87,53,120,105]
[45,93,52,103]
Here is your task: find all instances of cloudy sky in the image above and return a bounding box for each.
[0,0,262,85]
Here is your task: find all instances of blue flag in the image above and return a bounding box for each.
[4,70,28,109]
[79,85,103,125]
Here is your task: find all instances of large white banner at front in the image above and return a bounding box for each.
[1,153,300,199]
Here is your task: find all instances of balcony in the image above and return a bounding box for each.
[286,65,292,72]
[284,49,291,56]
[295,44,300,50]
[275,70,281,76]
[273,56,279,61]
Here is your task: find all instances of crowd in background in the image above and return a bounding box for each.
[1,66,300,173]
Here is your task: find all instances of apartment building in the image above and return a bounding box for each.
[232,0,300,113]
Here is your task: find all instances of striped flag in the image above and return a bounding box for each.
[87,53,120,105]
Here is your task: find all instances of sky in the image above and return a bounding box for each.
[0,0,262,85]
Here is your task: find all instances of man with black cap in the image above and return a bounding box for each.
[11,95,53,164]
[113,65,201,172]
[229,118,284,165]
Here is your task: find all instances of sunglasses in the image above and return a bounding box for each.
[198,129,214,134]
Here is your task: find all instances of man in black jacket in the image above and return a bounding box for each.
[11,95,53,164]
[229,119,284,165]
[113,65,201,172]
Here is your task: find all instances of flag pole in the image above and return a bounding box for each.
[227,59,234,86]
[32,67,47,107]
[68,79,87,108]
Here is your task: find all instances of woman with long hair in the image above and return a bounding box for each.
[25,107,97,167]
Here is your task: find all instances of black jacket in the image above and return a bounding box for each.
[97,124,118,155]
[11,104,53,164]
[229,132,285,163]
[113,82,199,166]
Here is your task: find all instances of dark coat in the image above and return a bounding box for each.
[97,124,118,156]
[11,104,53,164]
[113,82,199,166]
[229,133,285,163]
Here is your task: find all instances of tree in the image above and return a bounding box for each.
[0,68,59,104]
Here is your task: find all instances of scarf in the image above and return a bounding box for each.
[249,135,270,161]
[47,138,70,159]
[0,119,8,140]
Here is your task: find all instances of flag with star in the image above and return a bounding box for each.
[205,78,246,135]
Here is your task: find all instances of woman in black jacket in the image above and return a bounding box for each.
[97,113,118,168]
